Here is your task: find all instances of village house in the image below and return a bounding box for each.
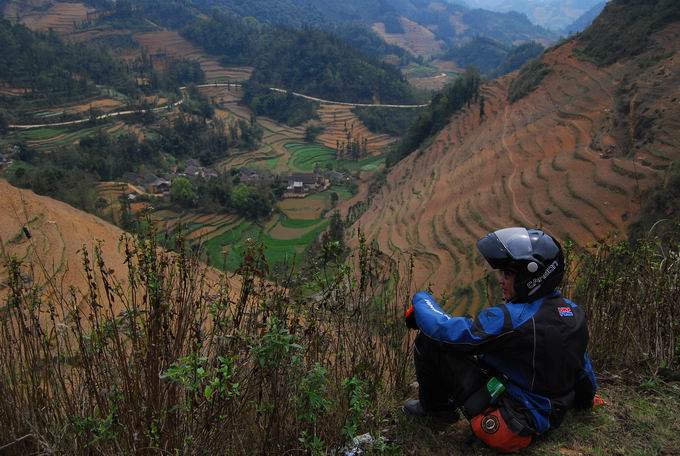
[182,159,218,180]
[239,167,262,183]
[122,172,171,195]
[327,170,351,185]
[285,172,325,194]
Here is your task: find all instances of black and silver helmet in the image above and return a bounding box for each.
[476,227,564,300]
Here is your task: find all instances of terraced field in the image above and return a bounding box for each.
[210,87,392,174]
[353,31,680,316]
[211,87,306,173]
[133,31,253,83]
[316,104,396,155]
[1,122,129,152]
[404,62,461,92]
[372,16,445,58]
[150,187,346,272]
[286,144,385,173]
[16,1,94,34]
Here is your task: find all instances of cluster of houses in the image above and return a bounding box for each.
[120,159,353,201]
[237,166,351,197]
[122,159,218,197]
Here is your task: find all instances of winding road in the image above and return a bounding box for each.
[8,84,429,130]
[267,88,429,108]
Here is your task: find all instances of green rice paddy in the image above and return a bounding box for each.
[285,143,385,173]
[203,216,330,271]
[158,182,352,273]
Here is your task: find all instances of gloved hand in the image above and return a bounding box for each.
[404,305,419,330]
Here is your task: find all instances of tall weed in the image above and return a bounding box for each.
[0,229,414,454]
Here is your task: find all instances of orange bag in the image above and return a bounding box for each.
[470,408,532,454]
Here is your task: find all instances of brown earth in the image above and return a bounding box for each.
[18,1,94,34]
[133,30,253,83]
[0,179,130,299]
[278,198,327,220]
[352,25,680,315]
[0,84,30,97]
[315,105,396,155]
[372,17,446,59]
[0,180,241,312]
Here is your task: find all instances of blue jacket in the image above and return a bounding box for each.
[412,290,597,434]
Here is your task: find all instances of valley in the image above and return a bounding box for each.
[1,1,680,455]
[0,2,410,274]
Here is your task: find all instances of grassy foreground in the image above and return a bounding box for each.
[0,230,678,454]
[385,379,680,455]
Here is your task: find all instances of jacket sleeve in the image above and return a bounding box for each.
[573,353,597,410]
[412,291,513,348]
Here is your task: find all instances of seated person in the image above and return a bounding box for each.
[403,227,597,453]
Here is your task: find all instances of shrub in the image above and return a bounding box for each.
[507,59,551,103]
[0,230,414,454]
[564,236,680,372]
[388,68,480,166]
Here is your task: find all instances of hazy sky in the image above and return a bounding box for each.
[457,0,607,30]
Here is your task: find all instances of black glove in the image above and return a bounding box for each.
[404,305,419,330]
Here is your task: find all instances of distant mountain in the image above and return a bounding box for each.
[462,0,607,30]
[562,1,606,35]
[200,0,555,48]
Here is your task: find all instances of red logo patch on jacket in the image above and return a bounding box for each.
[558,307,573,317]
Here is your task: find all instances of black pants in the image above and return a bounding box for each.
[414,332,488,413]
[414,333,535,435]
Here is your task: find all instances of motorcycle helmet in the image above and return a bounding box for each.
[476,227,564,300]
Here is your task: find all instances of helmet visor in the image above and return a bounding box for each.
[476,227,533,270]
[494,227,533,259]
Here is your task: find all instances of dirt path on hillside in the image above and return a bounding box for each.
[10,84,428,130]
[503,106,532,225]
[268,88,429,108]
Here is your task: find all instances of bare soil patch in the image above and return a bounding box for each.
[372,17,446,58]
[0,179,128,300]
[20,2,94,34]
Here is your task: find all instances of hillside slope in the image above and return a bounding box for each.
[0,178,129,296]
[353,16,680,314]
[0,179,238,307]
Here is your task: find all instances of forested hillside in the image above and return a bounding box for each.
[86,0,419,123]
[179,0,555,82]
[444,38,544,75]
[0,20,134,98]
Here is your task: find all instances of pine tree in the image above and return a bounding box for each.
[479,95,486,122]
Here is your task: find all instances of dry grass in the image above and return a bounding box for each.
[0,179,130,302]
[0,227,413,454]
